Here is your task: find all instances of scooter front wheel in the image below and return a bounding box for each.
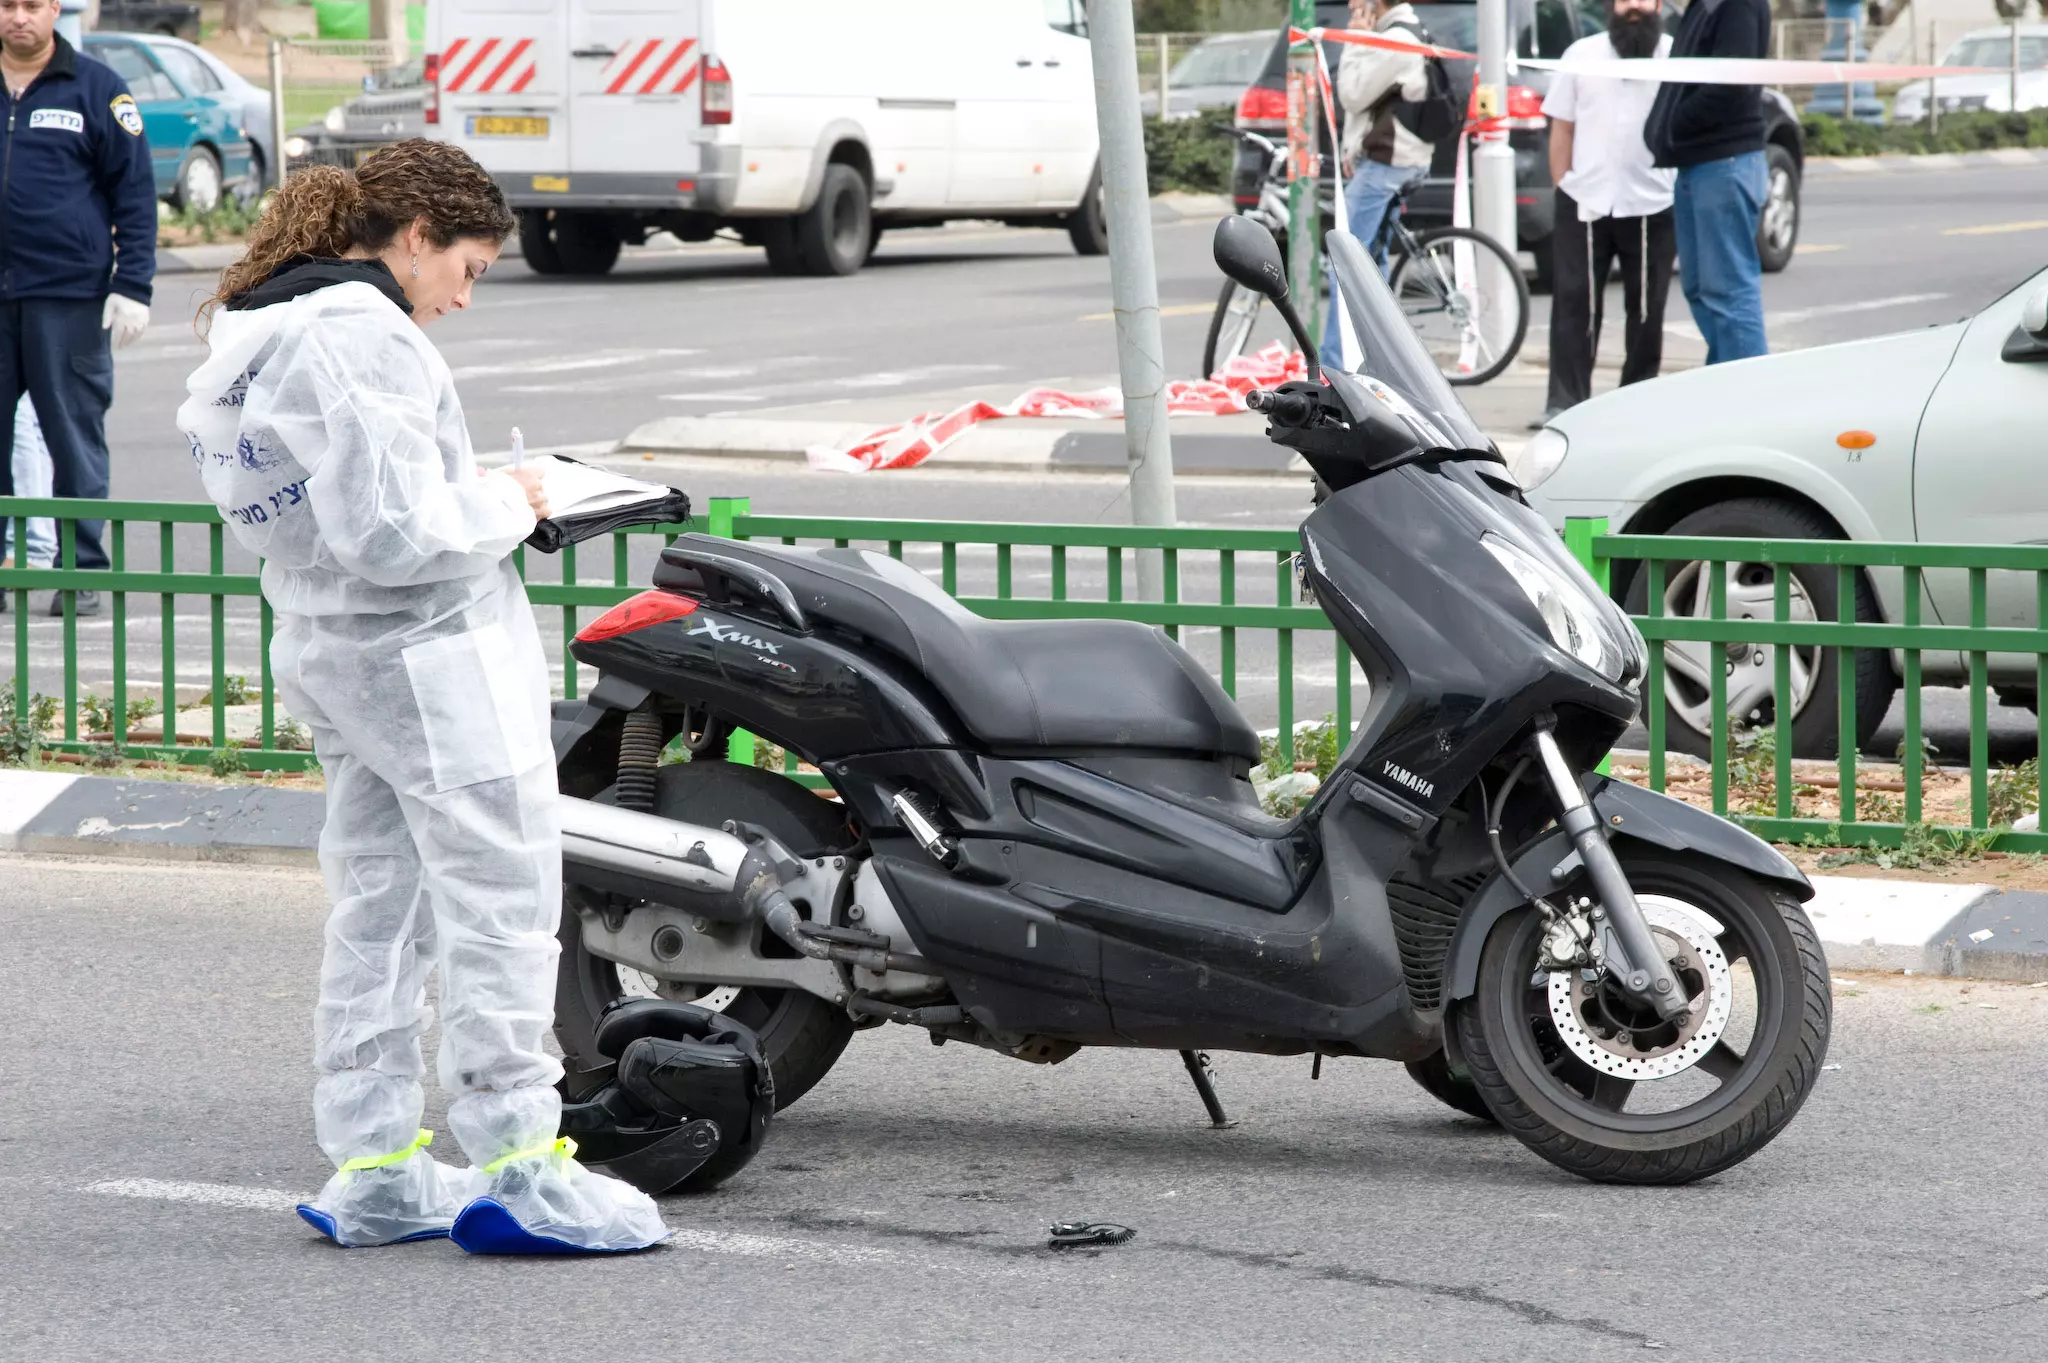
[1453,849,1830,1185]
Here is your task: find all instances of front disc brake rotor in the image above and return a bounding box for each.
[1546,898,1733,1081]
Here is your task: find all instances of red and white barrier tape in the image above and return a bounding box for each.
[1292,25,1999,83]
[806,345,1308,473]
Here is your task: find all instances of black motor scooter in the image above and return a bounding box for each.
[548,219,1830,1185]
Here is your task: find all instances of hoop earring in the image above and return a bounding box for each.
[410,254,420,278]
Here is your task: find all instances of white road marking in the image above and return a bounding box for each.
[660,393,767,403]
[449,348,703,379]
[1767,292,1949,326]
[85,1178,305,1213]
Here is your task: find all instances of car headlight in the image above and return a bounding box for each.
[324,105,347,133]
[284,135,310,158]
[1481,531,1636,683]
[1510,426,1568,491]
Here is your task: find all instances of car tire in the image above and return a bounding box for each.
[1623,498,1895,760]
[1066,165,1108,256]
[1757,143,1800,274]
[553,212,621,276]
[171,145,223,215]
[518,210,566,275]
[236,145,266,205]
[794,163,872,276]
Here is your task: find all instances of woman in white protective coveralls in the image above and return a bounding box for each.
[176,140,668,1253]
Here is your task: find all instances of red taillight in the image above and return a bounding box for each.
[1234,83,1287,127]
[1503,84,1547,130]
[424,51,441,126]
[576,590,698,644]
[701,54,732,125]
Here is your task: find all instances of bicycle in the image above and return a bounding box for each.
[1203,128,1528,387]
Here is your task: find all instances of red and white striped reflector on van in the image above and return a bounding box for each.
[601,38,699,95]
[440,37,538,94]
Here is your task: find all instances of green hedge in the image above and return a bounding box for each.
[1146,116,1239,194]
[1802,109,2048,157]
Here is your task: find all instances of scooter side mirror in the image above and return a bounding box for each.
[1213,215,1289,300]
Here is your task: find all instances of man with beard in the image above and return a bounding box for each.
[1645,0,1773,364]
[1531,0,1675,426]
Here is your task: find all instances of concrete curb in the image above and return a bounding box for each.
[5,770,2046,981]
[0,770,320,868]
[1805,147,2048,176]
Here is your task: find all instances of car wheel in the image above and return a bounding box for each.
[518,210,566,275]
[235,145,266,205]
[794,163,872,276]
[172,146,223,215]
[1066,165,1108,256]
[1622,498,1895,760]
[760,217,806,274]
[553,212,622,275]
[1757,144,1800,274]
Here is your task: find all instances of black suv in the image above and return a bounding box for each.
[1229,1,1805,282]
[92,1,200,41]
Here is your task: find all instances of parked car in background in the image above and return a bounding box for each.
[1231,1,1805,282]
[283,57,426,172]
[1891,26,2048,122]
[91,1,199,41]
[1514,266,2048,756]
[83,31,256,212]
[1148,30,1269,118]
[142,35,277,192]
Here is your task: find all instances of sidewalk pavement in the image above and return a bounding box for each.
[6,769,2045,982]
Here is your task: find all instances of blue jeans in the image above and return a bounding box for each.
[1320,159,1429,371]
[4,394,56,566]
[1673,151,1768,365]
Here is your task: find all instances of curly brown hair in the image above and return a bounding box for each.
[204,139,515,327]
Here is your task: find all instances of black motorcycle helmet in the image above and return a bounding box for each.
[557,998,775,1194]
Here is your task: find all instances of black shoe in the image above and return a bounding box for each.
[1526,407,1564,432]
[49,590,101,617]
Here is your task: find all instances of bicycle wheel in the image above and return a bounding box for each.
[1387,226,1528,387]
[1202,277,1267,379]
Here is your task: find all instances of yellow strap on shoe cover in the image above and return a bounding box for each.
[482,1136,578,1176]
[338,1128,434,1175]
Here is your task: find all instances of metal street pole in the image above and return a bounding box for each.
[1285,0,1319,348]
[269,39,289,189]
[1085,0,1177,596]
[1472,0,1519,365]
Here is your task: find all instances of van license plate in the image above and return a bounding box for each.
[470,115,549,138]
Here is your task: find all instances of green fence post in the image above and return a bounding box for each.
[702,497,756,763]
[1564,516,1613,775]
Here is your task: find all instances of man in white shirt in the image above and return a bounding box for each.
[1320,0,1433,371]
[1533,0,1678,425]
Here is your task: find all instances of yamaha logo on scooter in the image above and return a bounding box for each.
[688,615,783,655]
[1381,761,1435,802]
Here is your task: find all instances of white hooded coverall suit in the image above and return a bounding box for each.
[178,269,664,1249]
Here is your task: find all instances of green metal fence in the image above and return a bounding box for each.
[6,494,2047,851]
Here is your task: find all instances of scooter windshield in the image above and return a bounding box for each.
[1326,227,1492,454]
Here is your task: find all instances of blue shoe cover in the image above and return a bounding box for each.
[297,1202,449,1247]
[451,1198,661,1255]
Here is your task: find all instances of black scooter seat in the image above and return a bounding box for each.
[655,535,1259,761]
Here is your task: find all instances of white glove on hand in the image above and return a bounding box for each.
[103,294,150,349]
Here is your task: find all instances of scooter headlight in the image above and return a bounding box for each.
[1481,531,1633,682]
[1511,426,1569,490]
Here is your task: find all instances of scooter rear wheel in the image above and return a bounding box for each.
[1453,849,1830,1185]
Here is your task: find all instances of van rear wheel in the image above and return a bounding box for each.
[553,213,622,276]
[795,163,873,276]
[518,211,566,275]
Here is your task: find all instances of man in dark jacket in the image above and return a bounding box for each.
[1644,0,1771,365]
[0,0,156,617]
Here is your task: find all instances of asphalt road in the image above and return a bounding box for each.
[11,162,2048,751]
[3,853,2044,1362]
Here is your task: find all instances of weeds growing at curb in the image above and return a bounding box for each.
[1,691,56,766]
[1802,109,2048,158]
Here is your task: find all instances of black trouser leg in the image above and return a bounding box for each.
[1610,208,1678,388]
[21,298,111,571]
[1544,190,1617,413]
[0,302,21,503]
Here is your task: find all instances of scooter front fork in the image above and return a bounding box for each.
[1531,727,1691,1024]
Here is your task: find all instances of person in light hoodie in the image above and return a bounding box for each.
[177,139,670,1255]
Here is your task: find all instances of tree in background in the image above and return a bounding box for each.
[222,0,261,45]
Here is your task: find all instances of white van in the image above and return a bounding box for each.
[426,0,1106,277]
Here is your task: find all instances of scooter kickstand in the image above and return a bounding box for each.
[1179,1050,1237,1129]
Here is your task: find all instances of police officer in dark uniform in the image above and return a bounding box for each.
[1,0,156,617]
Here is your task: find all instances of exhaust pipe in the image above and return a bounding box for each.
[557,796,939,976]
